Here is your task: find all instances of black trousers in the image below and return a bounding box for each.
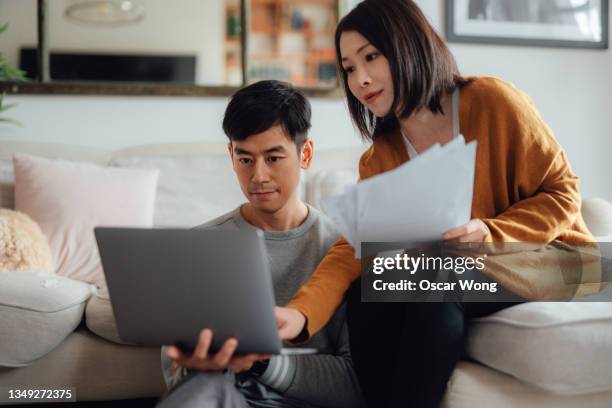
[346,279,520,408]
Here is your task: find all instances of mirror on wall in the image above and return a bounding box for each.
[0,0,343,95]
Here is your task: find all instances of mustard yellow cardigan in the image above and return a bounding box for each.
[288,77,593,337]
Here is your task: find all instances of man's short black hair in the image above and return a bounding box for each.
[222,80,312,150]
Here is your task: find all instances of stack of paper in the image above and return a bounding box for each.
[321,135,477,258]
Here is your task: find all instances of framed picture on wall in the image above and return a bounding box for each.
[446,0,609,49]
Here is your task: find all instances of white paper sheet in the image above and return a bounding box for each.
[320,135,477,259]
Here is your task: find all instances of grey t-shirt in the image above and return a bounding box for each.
[162,205,365,408]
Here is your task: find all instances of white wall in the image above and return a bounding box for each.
[420,0,612,203]
[1,0,611,201]
[0,0,37,64]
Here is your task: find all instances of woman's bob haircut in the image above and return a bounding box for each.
[335,0,469,141]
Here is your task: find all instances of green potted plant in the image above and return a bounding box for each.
[0,22,28,126]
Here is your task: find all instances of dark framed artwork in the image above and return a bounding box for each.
[446,0,609,49]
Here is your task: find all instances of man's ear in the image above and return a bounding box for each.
[300,139,314,170]
[227,142,236,169]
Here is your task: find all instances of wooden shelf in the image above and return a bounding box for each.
[252,0,336,6]
[246,0,338,87]
[251,28,334,36]
[250,52,334,61]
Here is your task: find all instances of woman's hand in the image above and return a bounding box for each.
[275,306,306,340]
[443,219,490,243]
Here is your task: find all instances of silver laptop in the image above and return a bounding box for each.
[94,227,315,355]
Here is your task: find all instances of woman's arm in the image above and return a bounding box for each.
[283,148,383,339]
[478,80,585,243]
[286,238,361,338]
[482,148,582,242]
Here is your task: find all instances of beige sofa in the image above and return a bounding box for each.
[1,140,611,406]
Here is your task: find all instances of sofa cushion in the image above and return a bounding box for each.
[0,159,14,209]
[109,155,246,228]
[582,198,612,237]
[13,154,159,287]
[0,271,93,367]
[0,209,53,272]
[467,301,612,395]
[85,287,132,345]
[443,361,612,408]
[305,146,363,210]
[307,168,357,211]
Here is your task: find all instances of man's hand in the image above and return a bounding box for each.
[167,328,270,374]
[275,306,306,340]
[443,219,490,243]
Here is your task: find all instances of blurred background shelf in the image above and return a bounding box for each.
[243,0,338,87]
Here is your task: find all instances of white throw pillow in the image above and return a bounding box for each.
[0,271,93,367]
[307,168,358,210]
[110,155,246,228]
[467,301,612,395]
[13,154,159,287]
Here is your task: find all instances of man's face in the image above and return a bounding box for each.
[228,125,312,214]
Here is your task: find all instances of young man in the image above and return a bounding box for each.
[157,80,365,408]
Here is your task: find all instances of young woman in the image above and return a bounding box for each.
[275,0,593,407]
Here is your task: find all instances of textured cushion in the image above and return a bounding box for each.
[13,154,159,287]
[582,198,612,237]
[0,271,93,367]
[85,286,131,345]
[467,302,612,395]
[0,209,53,272]
[110,155,245,227]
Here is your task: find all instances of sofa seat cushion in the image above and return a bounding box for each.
[467,301,612,395]
[443,361,612,408]
[0,271,93,367]
[0,328,165,401]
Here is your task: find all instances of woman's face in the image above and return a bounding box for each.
[340,30,394,118]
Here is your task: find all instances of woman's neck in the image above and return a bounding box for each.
[398,92,453,154]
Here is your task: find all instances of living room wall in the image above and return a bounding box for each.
[1,0,611,201]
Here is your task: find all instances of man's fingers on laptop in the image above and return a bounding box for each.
[212,337,239,367]
[166,346,180,359]
[194,328,213,360]
[168,336,238,371]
